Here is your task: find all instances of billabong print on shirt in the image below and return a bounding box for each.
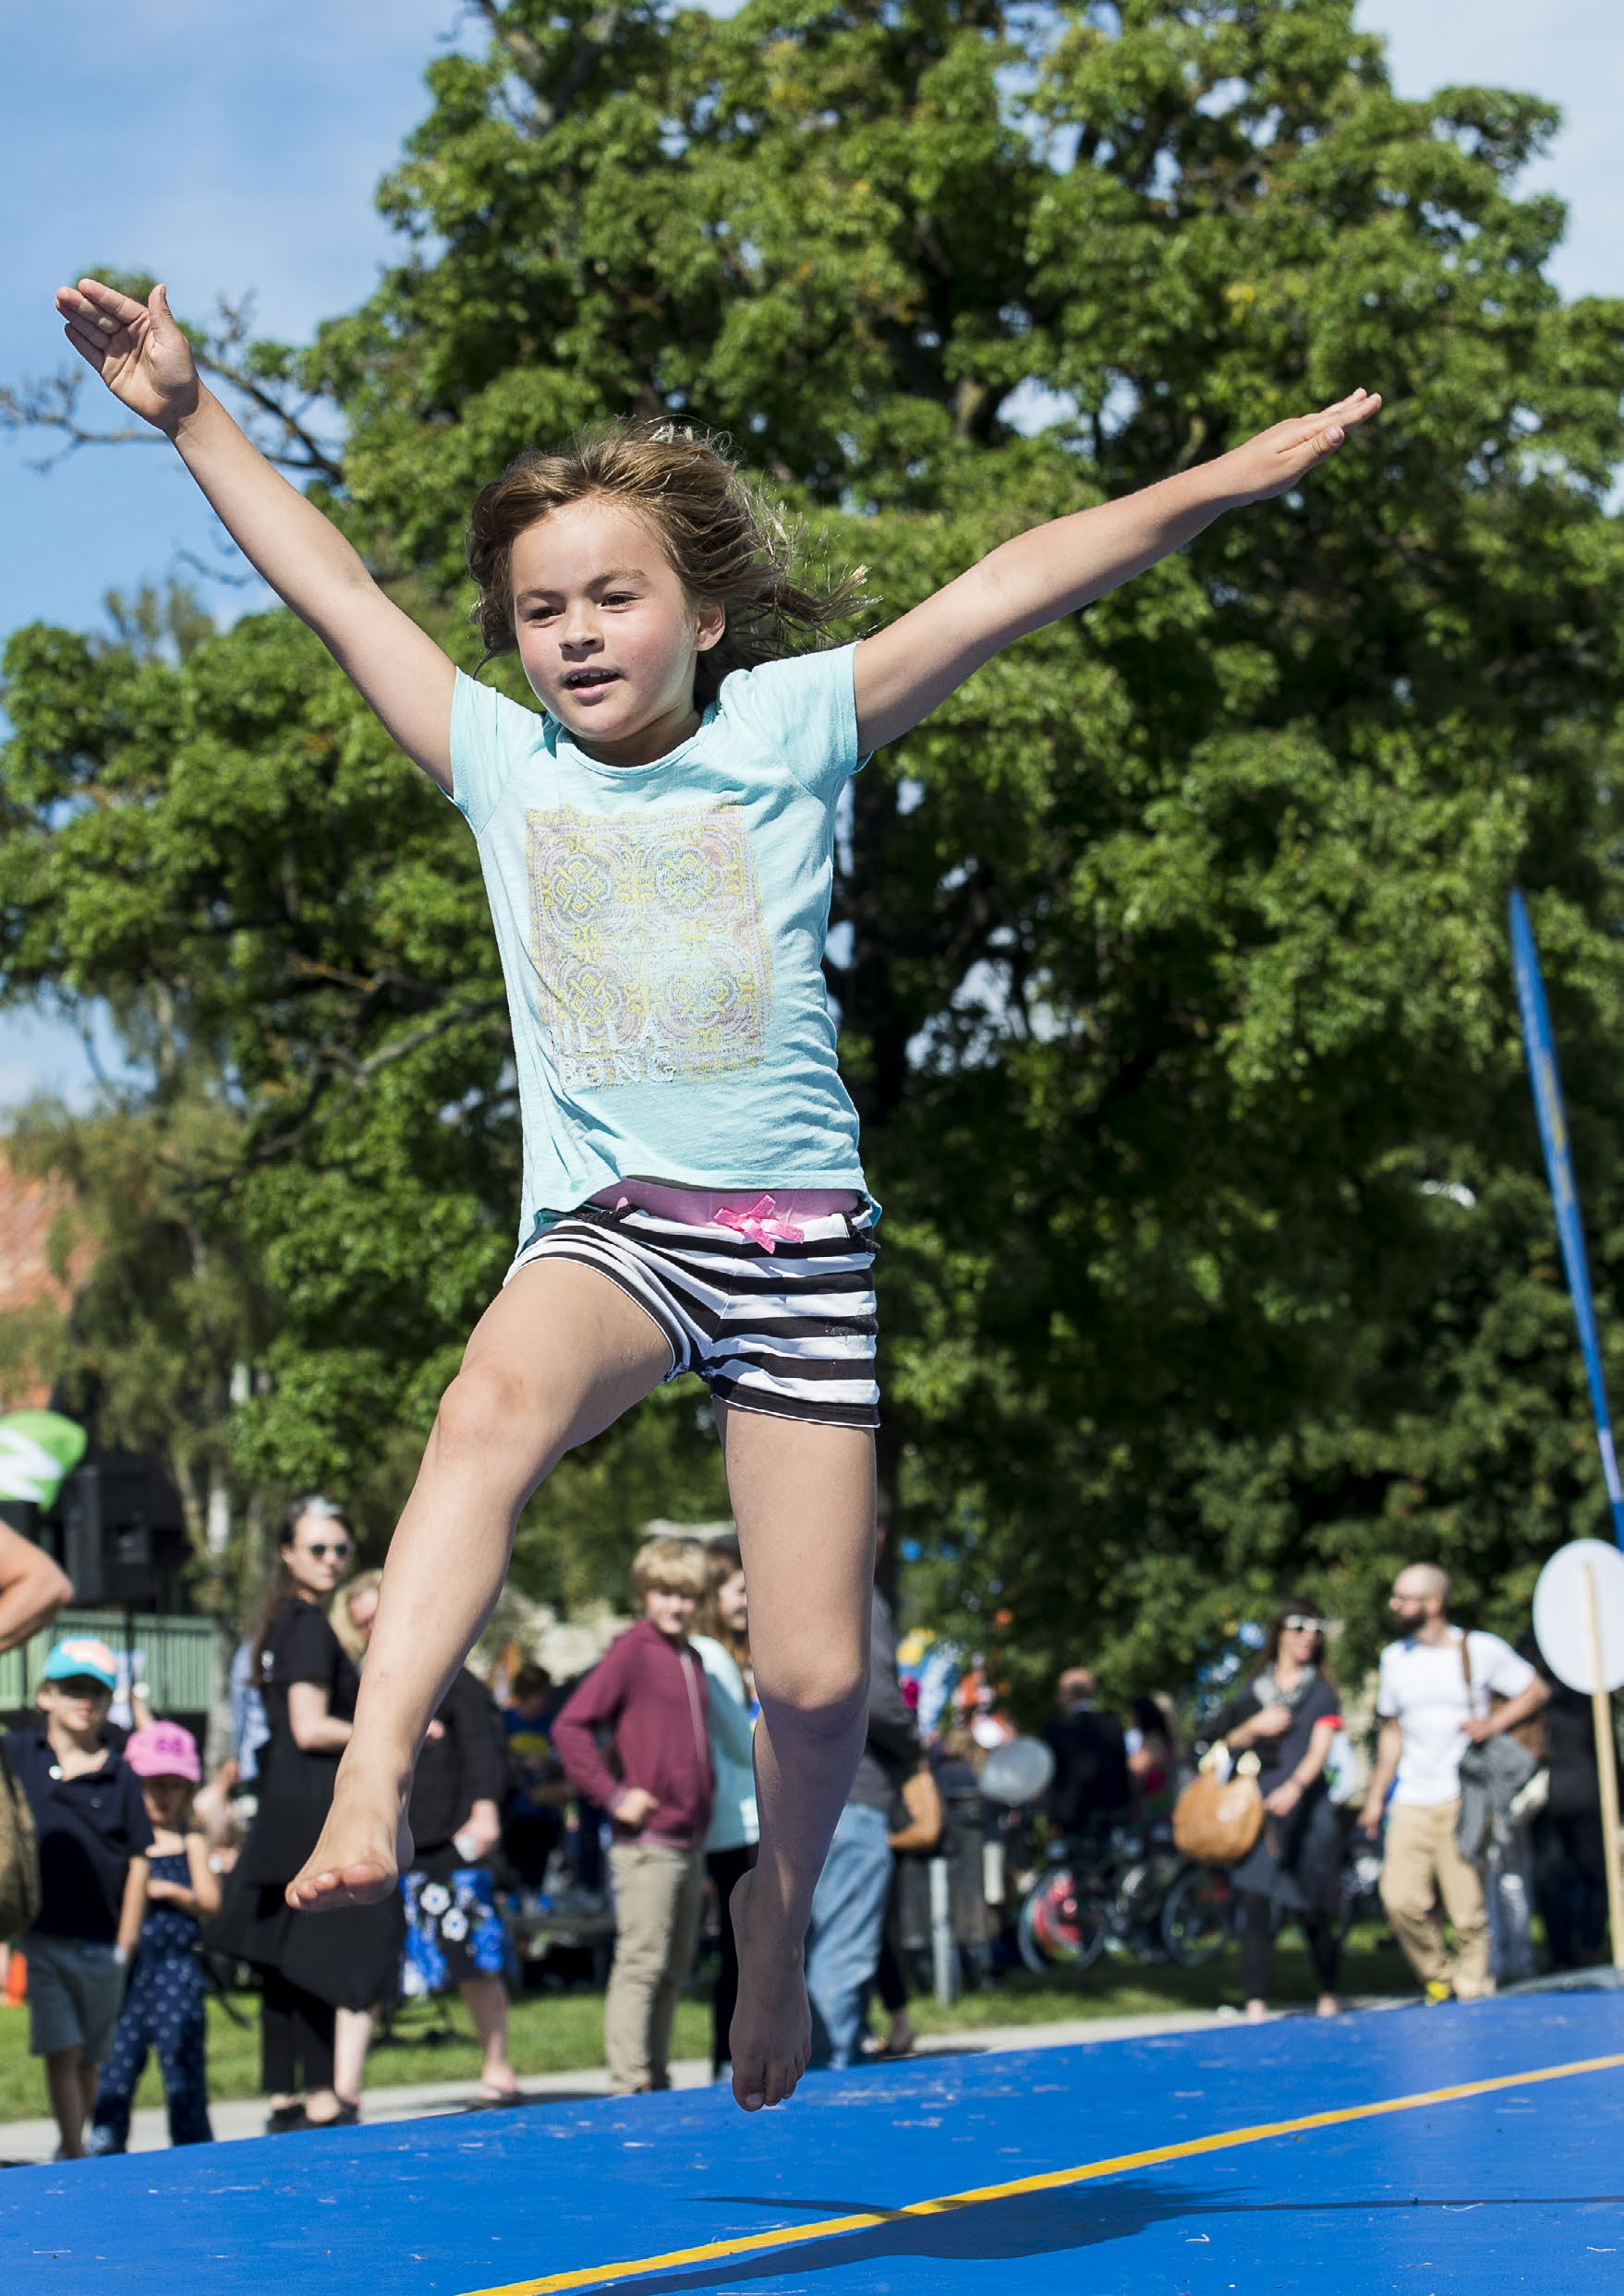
[527,802,773,1089]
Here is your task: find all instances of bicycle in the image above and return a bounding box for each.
[1016,1821,1239,1975]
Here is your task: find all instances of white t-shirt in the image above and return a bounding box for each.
[1376,1628,1535,1807]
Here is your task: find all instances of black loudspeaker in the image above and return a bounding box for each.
[59,1455,187,1609]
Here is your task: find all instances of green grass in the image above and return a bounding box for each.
[0,1926,1417,2127]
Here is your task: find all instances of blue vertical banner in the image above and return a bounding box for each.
[1509,888,1624,1544]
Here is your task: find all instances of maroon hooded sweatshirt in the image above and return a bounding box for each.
[551,1619,714,1849]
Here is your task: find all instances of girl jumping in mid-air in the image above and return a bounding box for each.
[55,272,1378,2113]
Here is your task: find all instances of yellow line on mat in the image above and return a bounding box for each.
[460,2048,1624,2296]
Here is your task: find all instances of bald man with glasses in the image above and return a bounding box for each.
[1359,1565,1549,2001]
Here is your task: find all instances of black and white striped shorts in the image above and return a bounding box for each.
[506,1201,881,1430]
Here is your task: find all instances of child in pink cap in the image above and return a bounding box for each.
[87,1722,221,2153]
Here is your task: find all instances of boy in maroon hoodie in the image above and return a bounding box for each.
[552,1538,714,2092]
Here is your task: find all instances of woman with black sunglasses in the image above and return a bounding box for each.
[210,1501,404,2131]
[1213,1600,1345,2022]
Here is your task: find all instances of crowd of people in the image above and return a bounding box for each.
[1183,1565,1610,2017]
[1,1507,1619,2159]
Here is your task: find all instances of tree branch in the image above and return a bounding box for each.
[0,371,166,473]
[1,295,346,487]
[247,992,509,1162]
[470,0,624,132]
[197,298,346,487]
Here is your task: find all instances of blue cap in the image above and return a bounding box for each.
[42,1637,119,1693]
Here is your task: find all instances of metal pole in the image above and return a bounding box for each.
[1582,1560,1624,1972]
[929,1855,957,2007]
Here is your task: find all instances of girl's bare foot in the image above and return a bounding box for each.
[285,1780,413,1912]
[1316,1993,1340,2018]
[728,1870,811,2112]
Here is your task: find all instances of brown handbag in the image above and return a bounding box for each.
[0,1743,42,1940]
[888,1761,945,1854]
[1172,1752,1265,1865]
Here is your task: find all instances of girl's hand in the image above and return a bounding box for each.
[1250,1702,1294,1741]
[1221,388,1381,505]
[1264,1780,1303,1819]
[54,277,200,435]
[453,1800,503,1864]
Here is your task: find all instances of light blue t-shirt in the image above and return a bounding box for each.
[449,644,869,1253]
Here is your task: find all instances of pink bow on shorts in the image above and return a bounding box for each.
[713,1194,806,1254]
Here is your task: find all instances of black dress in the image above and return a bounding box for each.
[210,1598,404,2012]
[1217,1667,1344,1914]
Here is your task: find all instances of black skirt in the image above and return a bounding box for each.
[209,1870,404,2014]
[1230,1785,1345,1914]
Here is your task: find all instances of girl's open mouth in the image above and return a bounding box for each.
[563,669,621,695]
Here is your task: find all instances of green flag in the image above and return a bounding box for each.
[0,1410,89,1508]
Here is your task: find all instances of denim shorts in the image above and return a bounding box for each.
[25,1932,125,2062]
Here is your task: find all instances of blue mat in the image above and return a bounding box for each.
[5,1993,1622,2292]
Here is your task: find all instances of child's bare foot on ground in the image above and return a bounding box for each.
[286,1781,413,1912]
[728,1869,811,2112]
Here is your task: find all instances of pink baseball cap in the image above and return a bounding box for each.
[125,1721,201,1783]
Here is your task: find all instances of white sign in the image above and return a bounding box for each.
[1533,1539,1624,1696]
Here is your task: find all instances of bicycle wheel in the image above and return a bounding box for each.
[1159,1862,1236,1968]
[1017,1866,1110,1974]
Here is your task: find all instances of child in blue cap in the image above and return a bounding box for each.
[4,1639,151,2158]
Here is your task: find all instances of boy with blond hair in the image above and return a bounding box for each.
[552,1538,715,2092]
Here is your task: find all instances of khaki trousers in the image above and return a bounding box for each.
[1379,1798,1493,2000]
[605,1841,706,2093]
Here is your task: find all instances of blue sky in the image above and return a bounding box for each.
[2,0,1622,1107]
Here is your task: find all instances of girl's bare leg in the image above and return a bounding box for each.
[717,1404,875,2112]
[287,1263,673,1911]
[460,1974,516,2093]
[330,2006,375,2108]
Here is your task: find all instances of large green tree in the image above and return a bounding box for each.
[6,0,1624,1698]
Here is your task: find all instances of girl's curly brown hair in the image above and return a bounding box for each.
[465,419,868,708]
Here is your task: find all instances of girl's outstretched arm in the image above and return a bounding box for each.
[55,278,456,790]
[852,388,1381,753]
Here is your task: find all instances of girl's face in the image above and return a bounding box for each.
[717,1569,748,1636]
[284,1511,354,1598]
[509,497,724,767]
[141,1775,189,1828]
[348,1587,380,1645]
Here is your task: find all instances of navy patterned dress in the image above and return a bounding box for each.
[91,1846,212,2151]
